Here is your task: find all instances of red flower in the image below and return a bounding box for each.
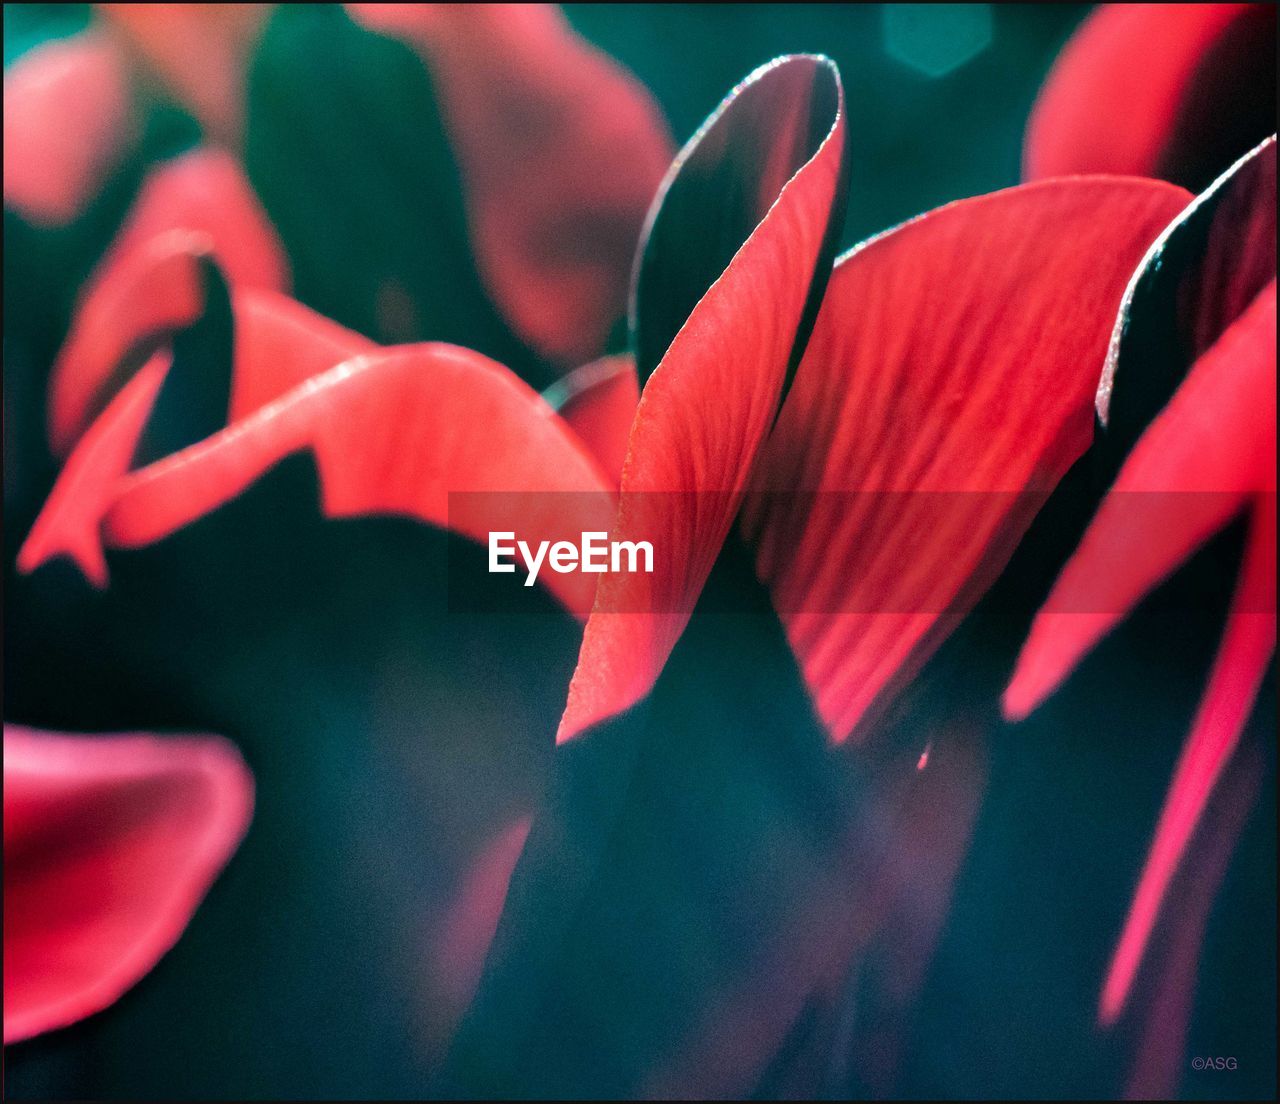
[4,725,252,1043]
[6,11,1276,1099]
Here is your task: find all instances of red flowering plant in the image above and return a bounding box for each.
[4,4,1276,1100]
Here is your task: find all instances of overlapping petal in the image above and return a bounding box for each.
[26,283,615,616]
[4,725,252,1044]
[545,354,639,487]
[1097,135,1276,459]
[1004,140,1277,1027]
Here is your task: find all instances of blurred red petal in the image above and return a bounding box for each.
[430,817,532,1045]
[557,55,847,742]
[1100,494,1274,1026]
[547,355,639,487]
[741,177,1190,744]
[1025,3,1276,189]
[348,3,673,363]
[1123,737,1264,1098]
[49,233,207,457]
[1005,281,1277,720]
[3,31,133,226]
[97,3,271,140]
[1003,284,1276,1023]
[3,725,252,1043]
[49,150,289,455]
[648,728,987,1099]
[102,148,288,293]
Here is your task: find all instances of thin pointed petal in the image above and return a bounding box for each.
[1005,281,1276,720]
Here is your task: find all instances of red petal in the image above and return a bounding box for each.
[1122,737,1264,1098]
[1097,136,1275,448]
[26,343,616,618]
[740,177,1190,745]
[97,3,271,140]
[20,352,170,587]
[556,55,847,742]
[1100,498,1274,1026]
[1005,281,1277,720]
[3,31,133,226]
[99,148,288,294]
[3,725,252,1043]
[348,3,673,363]
[227,289,375,420]
[546,354,639,487]
[430,817,532,1046]
[1004,284,1276,1023]
[49,150,290,455]
[49,234,207,456]
[1025,4,1277,188]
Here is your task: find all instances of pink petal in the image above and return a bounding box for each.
[1004,282,1276,1025]
[26,337,616,617]
[4,725,253,1043]
[348,3,673,363]
[97,3,272,140]
[1005,281,1277,720]
[1102,495,1275,1026]
[3,32,133,225]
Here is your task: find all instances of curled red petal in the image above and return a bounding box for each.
[26,342,616,618]
[49,232,208,457]
[3,725,253,1044]
[97,3,271,140]
[1025,4,1277,190]
[1097,136,1275,450]
[3,31,133,226]
[1005,281,1277,720]
[545,354,639,487]
[348,3,673,363]
[740,177,1190,745]
[49,150,290,455]
[556,55,847,742]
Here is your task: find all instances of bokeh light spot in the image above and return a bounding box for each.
[881,4,993,79]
